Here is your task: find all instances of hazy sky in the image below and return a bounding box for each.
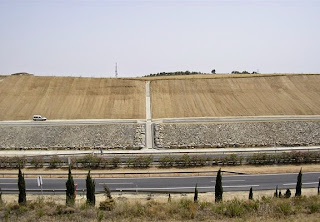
[0,0,319,77]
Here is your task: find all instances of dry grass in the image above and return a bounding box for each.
[151,74,320,118]
[1,191,320,221]
[0,75,145,120]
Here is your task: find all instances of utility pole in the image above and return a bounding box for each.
[115,62,118,78]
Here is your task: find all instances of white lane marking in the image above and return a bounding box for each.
[223,172,320,177]
[211,180,245,182]
[98,183,134,185]
[283,182,319,186]
[117,186,213,191]
[116,185,259,191]
[224,185,259,188]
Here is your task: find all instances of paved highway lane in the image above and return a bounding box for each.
[0,172,319,194]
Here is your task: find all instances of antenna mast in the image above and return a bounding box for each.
[115,62,118,78]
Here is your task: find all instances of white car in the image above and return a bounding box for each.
[33,115,47,121]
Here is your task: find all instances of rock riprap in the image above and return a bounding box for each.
[154,121,320,149]
[0,124,145,150]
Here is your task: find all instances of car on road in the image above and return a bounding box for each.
[33,115,47,121]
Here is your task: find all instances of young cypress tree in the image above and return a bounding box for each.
[215,168,223,202]
[249,187,253,200]
[274,186,278,198]
[279,190,282,198]
[295,168,302,197]
[18,167,26,204]
[285,189,291,198]
[86,170,96,205]
[66,167,75,206]
[194,183,198,203]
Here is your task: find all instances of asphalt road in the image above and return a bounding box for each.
[1,172,319,194]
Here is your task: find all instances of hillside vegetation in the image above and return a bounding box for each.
[0,75,145,120]
[151,74,320,118]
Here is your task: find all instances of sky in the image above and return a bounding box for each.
[0,0,320,78]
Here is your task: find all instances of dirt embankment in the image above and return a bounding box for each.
[151,74,320,118]
[1,74,320,120]
[0,75,145,120]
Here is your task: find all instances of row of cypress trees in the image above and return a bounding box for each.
[66,167,96,206]
[17,167,96,206]
[194,168,312,203]
[16,167,320,206]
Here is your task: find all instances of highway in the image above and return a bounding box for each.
[1,172,319,194]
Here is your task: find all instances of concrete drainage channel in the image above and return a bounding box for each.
[144,81,154,150]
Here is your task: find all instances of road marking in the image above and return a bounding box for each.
[283,182,319,186]
[211,180,245,182]
[116,185,259,191]
[98,183,134,185]
[223,185,259,188]
[116,186,214,191]
[223,172,320,177]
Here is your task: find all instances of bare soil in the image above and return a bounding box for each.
[1,74,320,120]
[151,74,320,118]
[0,75,145,120]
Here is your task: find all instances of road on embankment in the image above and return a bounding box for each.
[1,115,320,126]
[1,172,319,194]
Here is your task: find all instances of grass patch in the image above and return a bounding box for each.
[0,195,320,221]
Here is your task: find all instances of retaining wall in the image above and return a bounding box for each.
[154,121,320,149]
[0,124,145,150]
[1,120,319,150]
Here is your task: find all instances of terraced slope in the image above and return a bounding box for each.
[0,75,145,120]
[151,74,320,118]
